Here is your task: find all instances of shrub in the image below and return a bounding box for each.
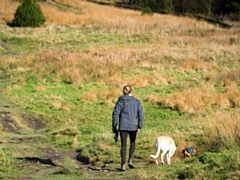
[141,7,153,16]
[12,0,46,27]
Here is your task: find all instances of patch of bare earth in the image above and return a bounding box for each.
[0,111,45,133]
[0,111,94,174]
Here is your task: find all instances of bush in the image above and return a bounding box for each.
[12,0,46,27]
[141,7,153,16]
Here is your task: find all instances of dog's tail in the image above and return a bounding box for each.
[150,141,161,159]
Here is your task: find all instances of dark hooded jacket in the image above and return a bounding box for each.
[112,95,144,132]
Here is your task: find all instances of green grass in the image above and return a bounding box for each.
[0,1,240,179]
[3,76,239,179]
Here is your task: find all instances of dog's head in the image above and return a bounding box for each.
[182,149,191,157]
[182,147,197,157]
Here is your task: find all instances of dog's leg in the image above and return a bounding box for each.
[166,152,170,165]
[169,147,176,158]
[161,150,168,165]
[155,142,159,165]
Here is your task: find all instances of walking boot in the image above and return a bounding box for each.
[121,163,126,171]
[128,159,135,169]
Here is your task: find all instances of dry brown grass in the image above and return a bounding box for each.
[79,88,120,105]
[223,67,240,82]
[179,59,210,72]
[146,86,240,113]
[41,3,82,24]
[1,0,239,114]
[149,88,214,112]
[206,110,240,150]
[80,90,98,102]
[50,101,71,112]
[35,86,47,92]
[1,0,217,30]
[0,0,19,23]
[0,1,239,175]
[225,88,240,108]
[34,48,138,85]
[77,1,218,35]
[168,89,212,112]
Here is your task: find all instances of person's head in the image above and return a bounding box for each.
[123,85,132,95]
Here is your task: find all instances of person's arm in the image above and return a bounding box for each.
[112,100,121,133]
[137,102,144,131]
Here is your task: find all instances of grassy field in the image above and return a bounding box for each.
[0,0,240,179]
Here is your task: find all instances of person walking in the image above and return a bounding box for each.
[112,85,144,171]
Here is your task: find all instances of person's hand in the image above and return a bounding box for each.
[137,128,141,133]
[112,126,117,133]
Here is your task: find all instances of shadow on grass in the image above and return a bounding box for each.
[17,157,56,166]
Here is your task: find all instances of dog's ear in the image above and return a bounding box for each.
[194,149,197,154]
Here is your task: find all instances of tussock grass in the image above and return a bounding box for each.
[206,110,240,151]
[0,0,240,179]
[33,48,137,84]
[145,86,240,113]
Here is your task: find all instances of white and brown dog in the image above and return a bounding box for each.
[182,147,197,158]
[150,136,177,165]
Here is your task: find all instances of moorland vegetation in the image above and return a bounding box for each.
[0,0,239,179]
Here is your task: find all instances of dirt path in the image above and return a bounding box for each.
[0,78,95,178]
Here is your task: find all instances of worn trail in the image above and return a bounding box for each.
[0,78,91,178]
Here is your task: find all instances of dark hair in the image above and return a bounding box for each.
[123,85,132,95]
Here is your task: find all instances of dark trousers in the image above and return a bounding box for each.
[120,131,137,164]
